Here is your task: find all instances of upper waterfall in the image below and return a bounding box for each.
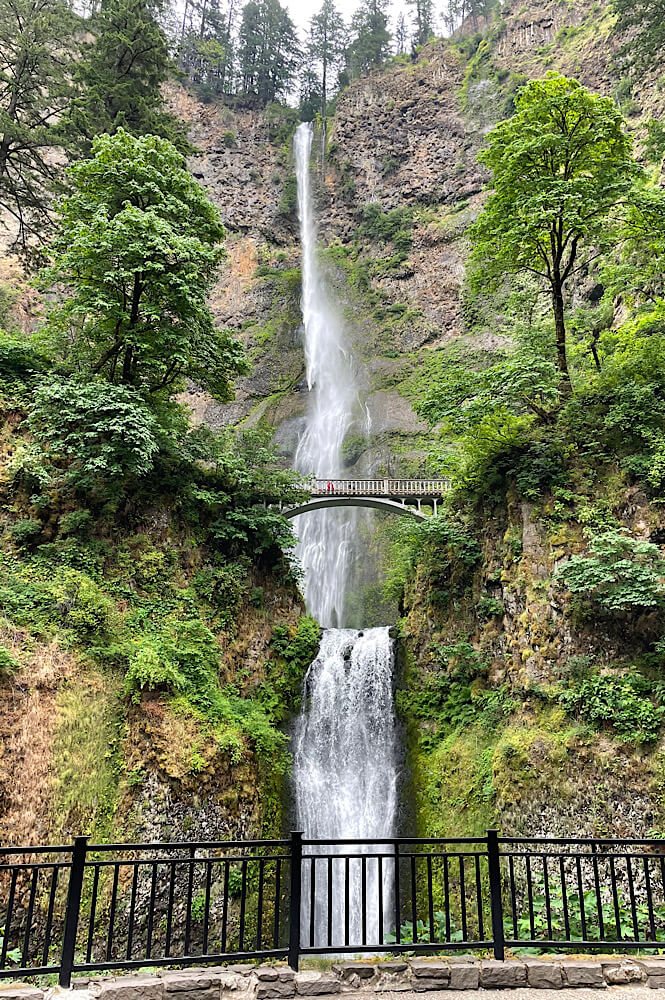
[292,122,364,627]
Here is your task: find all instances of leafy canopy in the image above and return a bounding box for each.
[470,75,637,382]
[40,130,247,399]
[557,529,665,613]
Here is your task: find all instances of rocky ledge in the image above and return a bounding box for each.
[5,956,665,1000]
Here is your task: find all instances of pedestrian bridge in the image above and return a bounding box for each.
[282,479,448,522]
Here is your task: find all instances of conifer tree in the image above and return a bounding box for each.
[237,0,299,105]
[0,0,78,254]
[308,0,346,119]
[347,0,391,77]
[69,0,186,150]
[406,0,434,47]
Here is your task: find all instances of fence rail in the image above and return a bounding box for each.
[3,832,665,985]
[308,479,449,497]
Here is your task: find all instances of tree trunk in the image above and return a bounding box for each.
[551,281,572,394]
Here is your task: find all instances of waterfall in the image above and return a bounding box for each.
[292,629,399,946]
[292,122,359,628]
[290,122,400,950]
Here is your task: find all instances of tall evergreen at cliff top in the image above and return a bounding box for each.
[69,0,186,150]
[0,0,78,254]
[237,0,299,105]
[307,0,346,119]
[347,0,391,77]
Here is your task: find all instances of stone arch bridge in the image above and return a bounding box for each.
[282,479,448,522]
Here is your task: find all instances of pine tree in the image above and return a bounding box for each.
[0,0,78,254]
[406,0,434,47]
[237,0,299,106]
[69,0,186,150]
[308,0,346,119]
[347,0,391,77]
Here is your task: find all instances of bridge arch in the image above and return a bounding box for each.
[282,496,429,521]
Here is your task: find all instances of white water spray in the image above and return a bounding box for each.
[291,123,400,950]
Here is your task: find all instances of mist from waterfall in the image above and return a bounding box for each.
[290,122,400,951]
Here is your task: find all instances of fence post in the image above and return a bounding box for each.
[288,831,303,972]
[486,829,505,961]
[59,836,88,988]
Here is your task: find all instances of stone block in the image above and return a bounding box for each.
[294,974,339,997]
[561,961,604,988]
[224,968,254,978]
[448,963,479,990]
[0,986,44,1000]
[99,976,164,1000]
[602,960,643,985]
[256,983,295,1000]
[410,961,450,981]
[480,960,527,988]
[637,961,665,988]
[376,962,408,973]
[331,962,375,981]
[523,960,563,989]
[254,971,279,983]
[162,973,218,992]
[412,979,450,992]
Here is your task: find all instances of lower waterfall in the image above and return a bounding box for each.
[292,628,399,947]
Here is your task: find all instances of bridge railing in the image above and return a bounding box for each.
[309,479,449,497]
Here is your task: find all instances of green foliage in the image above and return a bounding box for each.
[237,0,300,105]
[470,74,638,383]
[347,0,392,77]
[29,378,160,496]
[53,569,118,639]
[557,530,665,614]
[69,0,185,150]
[40,130,247,400]
[0,330,46,387]
[0,0,78,254]
[8,518,43,549]
[264,615,320,719]
[560,671,665,743]
[611,0,665,74]
[0,646,19,676]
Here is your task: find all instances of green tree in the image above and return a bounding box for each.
[406,0,434,47]
[470,75,636,390]
[237,0,299,106]
[308,0,346,119]
[611,0,665,73]
[347,0,391,77]
[40,130,247,399]
[0,0,78,254]
[69,0,185,149]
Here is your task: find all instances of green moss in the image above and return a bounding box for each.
[51,669,124,840]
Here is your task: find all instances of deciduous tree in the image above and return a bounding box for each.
[470,75,637,390]
[40,130,247,399]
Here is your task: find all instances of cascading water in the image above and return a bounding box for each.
[291,122,400,950]
[291,121,360,628]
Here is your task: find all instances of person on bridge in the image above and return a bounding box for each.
[326,481,335,494]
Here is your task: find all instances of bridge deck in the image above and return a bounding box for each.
[309,478,448,498]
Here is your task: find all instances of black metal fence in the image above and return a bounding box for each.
[3,832,665,986]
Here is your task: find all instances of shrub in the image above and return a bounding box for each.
[557,530,665,614]
[222,129,236,147]
[8,518,43,549]
[124,640,187,699]
[53,569,117,638]
[560,672,665,743]
[29,378,160,494]
[0,646,19,676]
